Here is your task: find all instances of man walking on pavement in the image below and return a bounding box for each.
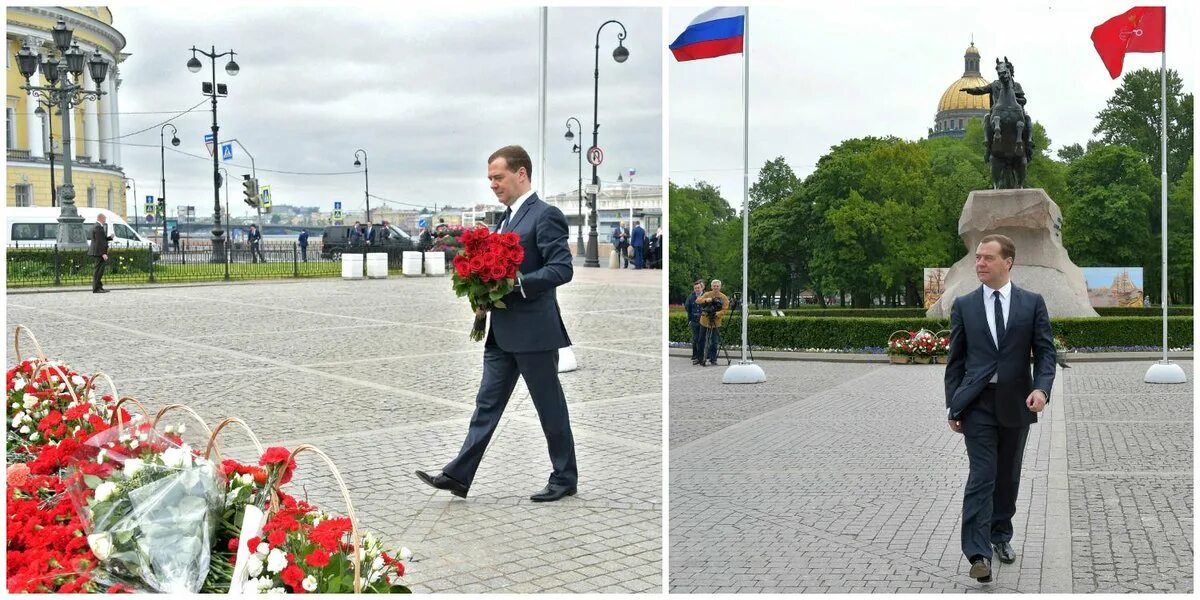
[88,213,114,293]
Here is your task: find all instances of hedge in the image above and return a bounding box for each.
[7,247,154,280]
[668,314,1194,350]
[747,306,1193,318]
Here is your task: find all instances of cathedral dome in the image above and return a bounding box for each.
[937,75,991,112]
[929,42,990,139]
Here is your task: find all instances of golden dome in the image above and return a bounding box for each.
[937,75,990,112]
[965,43,979,56]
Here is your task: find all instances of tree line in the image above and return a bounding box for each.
[670,68,1193,307]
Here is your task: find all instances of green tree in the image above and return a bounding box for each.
[1062,144,1158,289]
[1093,68,1193,182]
[748,157,800,211]
[668,181,735,303]
[1166,157,1193,303]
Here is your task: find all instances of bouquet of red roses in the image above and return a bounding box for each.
[451,227,525,341]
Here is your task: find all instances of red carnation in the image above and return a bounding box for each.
[305,549,331,568]
[268,529,287,547]
[258,447,297,485]
[280,564,307,593]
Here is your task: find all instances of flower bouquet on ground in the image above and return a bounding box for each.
[450,227,525,341]
[886,331,913,364]
[64,418,225,593]
[210,445,411,593]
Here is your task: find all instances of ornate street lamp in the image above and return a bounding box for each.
[586,20,628,267]
[186,45,239,262]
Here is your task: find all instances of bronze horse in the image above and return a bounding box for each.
[988,59,1027,189]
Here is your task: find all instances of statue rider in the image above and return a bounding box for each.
[961,58,1033,164]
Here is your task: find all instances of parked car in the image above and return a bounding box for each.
[320,223,416,259]
[6,207,160,253]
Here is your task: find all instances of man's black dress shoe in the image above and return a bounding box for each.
[993,541,1016,564]
[415,470,468,498]
[969,556,992,582]
[530,483,576,502]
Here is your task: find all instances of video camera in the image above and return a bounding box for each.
[700,296,724,316]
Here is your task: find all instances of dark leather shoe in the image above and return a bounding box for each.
[993,541,1016,564]
[530,483,576,502]
[969,556,992,582]
[415,470,468,498]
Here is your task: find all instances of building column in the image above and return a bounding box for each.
[25,92,44,158]
[98,56,113,164]
[110,67,121,167]
[84,74,100,162]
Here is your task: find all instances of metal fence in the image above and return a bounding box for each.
[4,241,426,288]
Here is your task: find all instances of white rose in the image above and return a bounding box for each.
[18,425,30,435]
[12,412,25,428]
[301,575,317,592]
[399,546,413,561]
[177,423,186,434]
[256,542,270,556]
[164,424,175,434]
[11,402,20,410]
[123,458,145,478]
[266,547,288,574]
[246,554,264,577]
[29,432,38,441]
[240,473,256,486]
[94,481,117,503]
[22,396,36,410]
[49,375,60,384]
[87,532,113,560]
[160,447,191,469]
[13,377,25,389]
[71,375,85,386]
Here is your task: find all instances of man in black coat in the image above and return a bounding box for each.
[684,280,705,364]
[88,213,114,293]
[945,234,1056,583]
[417,144,577,503]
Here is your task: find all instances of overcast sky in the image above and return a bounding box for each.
[668,0,1196,208]
[108,5,661,219]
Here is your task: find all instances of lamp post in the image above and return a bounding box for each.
[353,149,370,225]
[15,20,110,247]
[218,167,231,280]
[123,176,136,234]
[34,102,58,207]
[564,117,584,256]
[586,20,629,267]
[159,123,180,253]
[186,45,239,262]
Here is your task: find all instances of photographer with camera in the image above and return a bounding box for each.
[696,279,730,366]
[684,280,706,365]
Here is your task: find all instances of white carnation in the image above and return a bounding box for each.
[87,532,113,560]
[246,554,264,577]
[123,458,145,477]
[301,575,317,592]
[256,542,270,556]
[94,481,117,503]
[18,425,30,435]
[12,377,25,389]
[22,396,36,410]
[12,412,25,428]
[399,546,413,561]
[266,547,288,573]
[160,446,191,469]
[71,375,85,386]
[29,432,38,441]
[177,423,186,434]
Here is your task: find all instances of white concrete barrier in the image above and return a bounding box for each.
[366,253,389,279]
[341,253,364,280]
[424,252,447,276]
[402,251,424,276]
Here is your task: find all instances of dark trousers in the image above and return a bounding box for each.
[689,322,703,362]
[299,246,308,262]
[633,245,644,269]
[698,325,720,362]
[172,240,180,251]
[92,256,107,291]
[442,343,577,489]
[961,386,1030,561]
[251,242,265,263]
[618,244,630,268]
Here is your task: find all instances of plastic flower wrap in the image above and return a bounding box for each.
[64,419,225,593]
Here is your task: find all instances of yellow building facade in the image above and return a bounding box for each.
[7,7,128,214]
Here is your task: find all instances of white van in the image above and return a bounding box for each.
[5,207,159,251]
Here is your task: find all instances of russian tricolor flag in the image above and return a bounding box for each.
[669,7,746,62]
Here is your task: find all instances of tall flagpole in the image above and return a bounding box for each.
[723,6,765,384]
[1159,47,1167,363]
[1144,9,1185,384]
[741,6,750,364]
[538,7,548,196]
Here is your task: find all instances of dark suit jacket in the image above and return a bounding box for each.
[489,194,573,353]
[945,284,1057,427]
[684,292,701,324]
[631,226,646,248]
[87,223,111,257]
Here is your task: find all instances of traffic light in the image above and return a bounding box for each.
[242,175,259,208]
[157,198,165,219]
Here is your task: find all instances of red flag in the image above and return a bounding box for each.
[1091,6,1166,79]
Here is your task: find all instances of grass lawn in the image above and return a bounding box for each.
[6,261,406,288]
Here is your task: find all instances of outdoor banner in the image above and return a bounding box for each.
[1084,267,1144,307]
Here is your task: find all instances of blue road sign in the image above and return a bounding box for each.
[334,201,342,209]
[204,133,214,143]
[221,142,233,161]
[418,218,428,228]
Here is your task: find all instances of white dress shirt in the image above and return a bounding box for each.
[983,280,1012,383]
[499,189,536,232]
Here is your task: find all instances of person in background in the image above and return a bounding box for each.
[248,224,265,263]
[685,280,705,364]
[88,213,114,293]
[631,220,646,269]
[298,229,309,262]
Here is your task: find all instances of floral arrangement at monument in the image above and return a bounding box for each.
[887,330,950,364]
[450,228,525,341]
[6,345,411,594]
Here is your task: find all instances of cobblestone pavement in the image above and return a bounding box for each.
[669,356,1192,593]
[7,267,663,593]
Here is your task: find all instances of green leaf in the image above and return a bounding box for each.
[84,474,102,489]
[493,300,507,309]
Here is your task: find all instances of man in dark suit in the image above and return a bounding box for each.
[417,144,577,503]
[361,222,375,246]
[298,229,309,262]
[684,280,705,365]
[631,221,646,269]
[88,213,114,293]
[247,224,265,263]
[945,233,1056,583]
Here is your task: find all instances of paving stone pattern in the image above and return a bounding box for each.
[669,356,1192,593]
[7,267,663,593]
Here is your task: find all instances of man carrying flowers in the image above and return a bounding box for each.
[417,145,578,503]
